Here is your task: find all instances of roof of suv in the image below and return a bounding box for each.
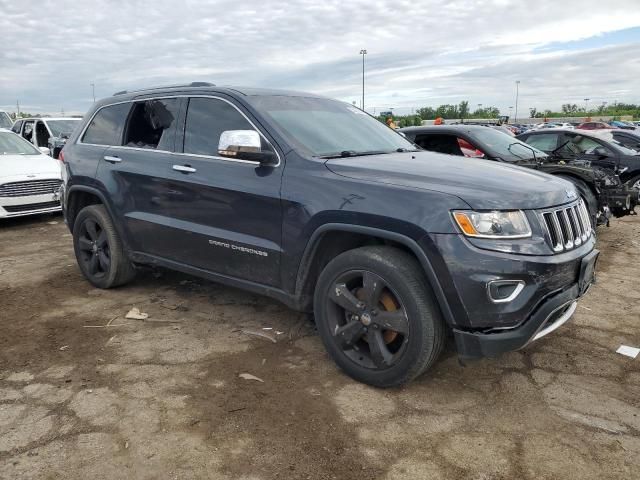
[103,84,326,105]
[17,117,81,122]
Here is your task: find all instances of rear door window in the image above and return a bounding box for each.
[414,133,463,156]
[525,133,559,152]
[11,120,22,134]
[183,97,255,157]
[82,103,131,146]
[123,98,180,150]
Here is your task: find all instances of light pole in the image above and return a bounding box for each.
[514,80,520,123]
[584,98,590,114]
[359,49,367,111]
[91,83,96,103]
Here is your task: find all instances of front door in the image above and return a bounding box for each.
[165,96,284,286]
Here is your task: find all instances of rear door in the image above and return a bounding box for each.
[165,95,284,286]
[94,97,182,258]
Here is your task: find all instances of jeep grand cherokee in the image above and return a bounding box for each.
[60,83,598,387]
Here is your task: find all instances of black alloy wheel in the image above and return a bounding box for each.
[325,270,409,370]
[77,217,111,278]
[314,246,445,387]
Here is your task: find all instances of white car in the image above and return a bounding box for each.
[534,122,573,130]
[11,117,81,159]
[0,130,62,218]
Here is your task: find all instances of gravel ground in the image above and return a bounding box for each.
[0,213,639,480]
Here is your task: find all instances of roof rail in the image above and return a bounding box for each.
[112,82,215,96]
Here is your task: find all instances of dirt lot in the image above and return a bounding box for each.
[0,213,639,480]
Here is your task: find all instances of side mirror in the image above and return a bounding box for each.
[38,147,51,156]
[218,130,277,166]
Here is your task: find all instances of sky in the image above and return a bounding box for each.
[1,0,639,116]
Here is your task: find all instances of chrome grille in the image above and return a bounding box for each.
[540,200,592,252]
[0,179,62,198]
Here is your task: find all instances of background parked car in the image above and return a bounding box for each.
[12,117,81,159]
[576,121,613,130]
[606,129,640,152]
[400,125,629,226]
[608,120,636,130]
[517,128,640,206]
[0,130,62,218]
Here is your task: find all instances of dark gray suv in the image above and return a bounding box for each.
[60,83,598,387]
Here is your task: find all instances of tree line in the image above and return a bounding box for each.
[380,100,640,128]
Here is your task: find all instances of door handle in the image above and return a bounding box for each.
[172,164,197,173]
[104,155,121,163]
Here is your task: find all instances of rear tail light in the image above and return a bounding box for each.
[58,150,65,163]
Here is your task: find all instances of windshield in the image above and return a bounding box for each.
[247,96,416,157]
[0,112,12,129]
[0,131,41,155]
[47,119,80,137]
[468,128,547,161]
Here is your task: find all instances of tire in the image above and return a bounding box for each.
[555,175,598,227]
[313,246,445,387]
[72,204,135,288]
[627,174,640,191]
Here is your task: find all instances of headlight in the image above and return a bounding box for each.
[452,210,531,239]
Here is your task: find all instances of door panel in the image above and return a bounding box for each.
[158,153,283,286]
[162,96,284,286]
[94,98,182,258]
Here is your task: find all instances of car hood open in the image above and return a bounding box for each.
[325,151,577,210]
[0,154,61,179]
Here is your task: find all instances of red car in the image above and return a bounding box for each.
[576,121,614,130]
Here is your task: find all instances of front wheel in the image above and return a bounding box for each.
[72,204,136,288]
[313,246,445,387]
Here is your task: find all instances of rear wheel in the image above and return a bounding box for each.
[73,205,135,288]
[314,246,445,387]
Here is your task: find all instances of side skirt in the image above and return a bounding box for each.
[129,251,303,311]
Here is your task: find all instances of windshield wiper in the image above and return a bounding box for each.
[550,140,572,157]
[318,150,390,159]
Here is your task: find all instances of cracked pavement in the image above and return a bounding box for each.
[0,214,639,479]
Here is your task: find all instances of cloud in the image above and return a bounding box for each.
[0,0,638,115]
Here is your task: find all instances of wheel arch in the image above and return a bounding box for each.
[66,185,108,228]
[294,224,455,326]
[550,171,597,196]
[65,186,132,251]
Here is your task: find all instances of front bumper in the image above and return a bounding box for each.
[422,229,598,359]
[452,247,599,359]
[453,281,586,359]
[0,193,61,218]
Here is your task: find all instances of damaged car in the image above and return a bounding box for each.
[517,129,640,210]
[12,117,81,159]
[399,125,633,226]
[61,84,598,387]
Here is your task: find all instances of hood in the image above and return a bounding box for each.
[0,154,62,179]
[325,151,577,210]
